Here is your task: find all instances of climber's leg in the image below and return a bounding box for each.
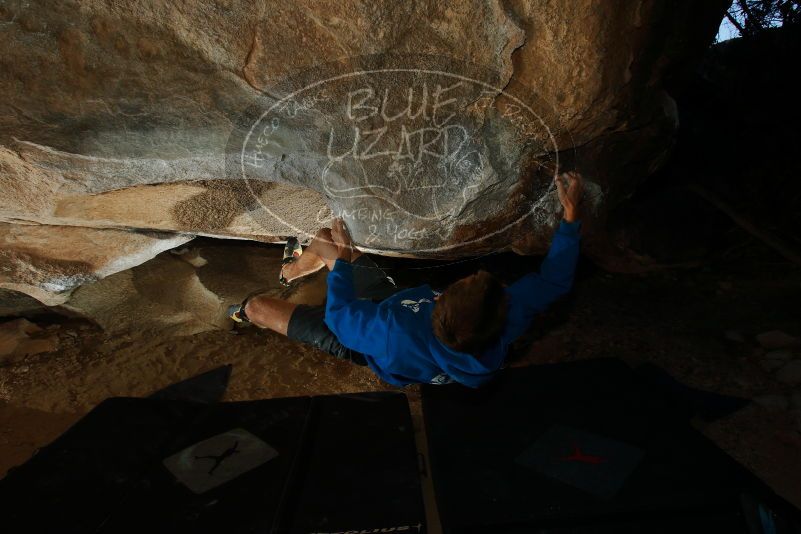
[237,294,297,335]
[281,227,362,282]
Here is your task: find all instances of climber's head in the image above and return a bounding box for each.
[431,270,508,356]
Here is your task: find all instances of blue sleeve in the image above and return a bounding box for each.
[500,220,581,344]
[324,259,390,357]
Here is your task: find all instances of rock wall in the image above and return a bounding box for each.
[0,223,193,304]
[0,0,729,304]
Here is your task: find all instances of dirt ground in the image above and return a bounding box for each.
[1,238,800,519]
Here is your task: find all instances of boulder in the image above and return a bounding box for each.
[0,318,59,363]
[0,223,193,305]
[791,390,801,411]
[753,393,789,412]
[756,330,801,350]
[0,289,50,318]
[0,0,729,299]
[724,330,745,343]
[63,241,326,336]
[761,349,794,372]
[777,360,801,386]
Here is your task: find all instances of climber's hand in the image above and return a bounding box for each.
[555,171,584,223]
[331,218,354,261]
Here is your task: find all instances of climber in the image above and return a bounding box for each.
[227,172,584,387]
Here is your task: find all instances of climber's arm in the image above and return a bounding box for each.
[323,218,389,355]
[324,259,389,356]
[500,172,584,344]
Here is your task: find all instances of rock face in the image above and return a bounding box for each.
[0,0,728,303]
[0,223,192,304]
[0,318,59,364]
[63,242,327,337]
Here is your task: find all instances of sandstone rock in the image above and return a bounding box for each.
[171,247,209,268]
[753,393,789,412]
[63,242,326,336]
[761,350,794,372]
[776,360,801,386]
[724,330,745,343]
[761,359,786,373]
[765,350,794,362]
[756,330,801,350]
[791,390,801,411]
[0,318,58,363]
[0,0,729,298]
[0,223,193,305]
[0,150,329,244]
[0,289,50,318]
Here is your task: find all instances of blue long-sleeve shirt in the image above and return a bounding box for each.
[324,220,581,387]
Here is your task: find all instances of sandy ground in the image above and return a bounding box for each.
[1,240,800,527]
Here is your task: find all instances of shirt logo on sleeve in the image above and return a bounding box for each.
[400,298,432,313]
[430,373,454,385]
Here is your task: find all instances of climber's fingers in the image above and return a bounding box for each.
[566,171,584,197]
[331,217,352,248]
[554,173,568,203]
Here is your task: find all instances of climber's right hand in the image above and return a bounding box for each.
[331,217,354,262]
[555,171,584,223]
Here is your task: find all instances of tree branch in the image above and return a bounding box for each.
[725,10,747,36]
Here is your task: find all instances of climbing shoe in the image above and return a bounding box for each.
[227,303,249,324]
[279,237,302,287]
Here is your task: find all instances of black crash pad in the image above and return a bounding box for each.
[422,358,800,533]
[0,392,425,534]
